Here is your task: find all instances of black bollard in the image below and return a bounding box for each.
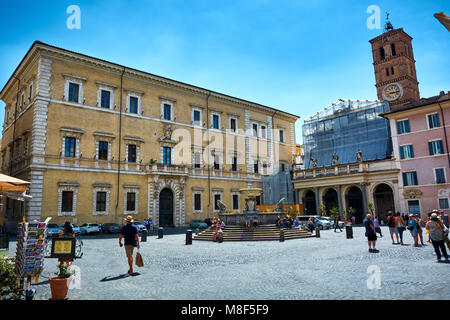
[280,228,285,242]
[0,234,9,250]
[158,227,163,239]
[186,229,192,245]
[346,225,353,239]
[141,229,148,242]
[316,226,320,238]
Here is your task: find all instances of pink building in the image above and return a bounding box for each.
[382,92,450,217]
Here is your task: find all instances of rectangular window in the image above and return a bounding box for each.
[399,145,414,159]
[193,110,201,125]
[68,83,79,103]
[129,96,138,114]
[428,113,440,129]
[194,194,202,211]
[100,90,110,108]
[163,147,171,165]
[230,118,236,132]
[403,171,418,186]
[213,155,220,170]
[194,152,201,168]
[61,191,73,212]
[261,125,266,139]
[439,198,449,210]
[281,163,286,172]
[435,168,446,184]
[408,200,420,214]
[254,160,259,173]
[128,144,137,163]
[29,83,33,102]
[385,68,389,76]
[252,123,258,137]
[64,137,76,157]
[279,130,285,143]
[98,141,108,160]
[396,120,410,134]
[214,194,221,210]
[126,192,136,211]
[429,140,444,156]
[96,192,107,212]
[231,156,237,172]
[163,104,171,120]
[212,114,219,129]
[232,194,239,210]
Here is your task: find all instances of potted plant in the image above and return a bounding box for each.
[0,256,20,300]
[49,263,75,300]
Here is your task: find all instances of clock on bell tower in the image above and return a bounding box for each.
[369,18,420,110]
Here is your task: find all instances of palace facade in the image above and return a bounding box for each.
[0,41,298,230]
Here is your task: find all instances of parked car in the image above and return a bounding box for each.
[59,223,81,235]
[101,223,122,234]
[47,223,62,237]
[133,220,147,232]
[80,223,101,234]
[190,219,208,229]
[296,216,331,230]
[320,217,345,229]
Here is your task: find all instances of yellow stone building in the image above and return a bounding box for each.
[0,41,298,229]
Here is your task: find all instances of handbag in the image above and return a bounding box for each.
[135,250,144,267]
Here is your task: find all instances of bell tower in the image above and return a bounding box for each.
[369,15,420,109]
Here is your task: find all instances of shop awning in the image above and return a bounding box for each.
[0,174,32,201]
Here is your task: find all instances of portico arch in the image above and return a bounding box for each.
[373,183,395,221]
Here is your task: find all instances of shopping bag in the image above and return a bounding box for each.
[135,250,144,267]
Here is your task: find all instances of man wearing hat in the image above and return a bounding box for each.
[119,215,140,275]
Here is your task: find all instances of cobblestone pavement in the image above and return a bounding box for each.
[5,226,450,300]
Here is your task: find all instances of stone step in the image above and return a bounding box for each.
[193,225,314,242]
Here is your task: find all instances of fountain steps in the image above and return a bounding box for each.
[193,225,314,242]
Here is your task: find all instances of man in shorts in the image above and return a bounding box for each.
[119,215,140,275]
[364,214,379,253]
[386,211,399,244]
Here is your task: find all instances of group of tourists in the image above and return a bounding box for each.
[276,216,295,229]
[244,216,258,229]
[208,217,226,242]
[143,218,153,232]
[365,209,450,262]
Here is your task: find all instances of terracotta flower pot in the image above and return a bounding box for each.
[49,277,72,300]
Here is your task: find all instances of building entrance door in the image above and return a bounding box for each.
[159,188,174,227]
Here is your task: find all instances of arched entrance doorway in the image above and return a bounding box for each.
[374,184,394,221]
[304,190,317,215]
[346,186,363,223]
[159,188,174,227]
[323,188,338,215]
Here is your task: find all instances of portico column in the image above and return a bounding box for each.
[314,187,320,215]
[361,183,368,214]
[336,185,342,214]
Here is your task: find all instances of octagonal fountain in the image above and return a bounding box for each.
[218,188,285,226]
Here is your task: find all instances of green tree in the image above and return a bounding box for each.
[319,203,326,216]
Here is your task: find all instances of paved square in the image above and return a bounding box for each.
[5,226,450,300]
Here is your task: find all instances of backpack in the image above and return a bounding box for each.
[407,219,416,231]
[387,216,395,228]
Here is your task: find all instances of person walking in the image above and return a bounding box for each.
[407,214,419,247]
[374,216,383,237]
[58,222,76,267]
[119,215,140,275]
[386,211,399,244]
[439,210,449,229]
[364,214,378,253]
[334,215,343,232]
[426,213,449,263]
[416,214,425,246]
[395,212,406,245]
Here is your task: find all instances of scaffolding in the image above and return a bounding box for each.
[303,99,392,169]
[262,172,295,205]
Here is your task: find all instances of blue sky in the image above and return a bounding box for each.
[0,0,449,143]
